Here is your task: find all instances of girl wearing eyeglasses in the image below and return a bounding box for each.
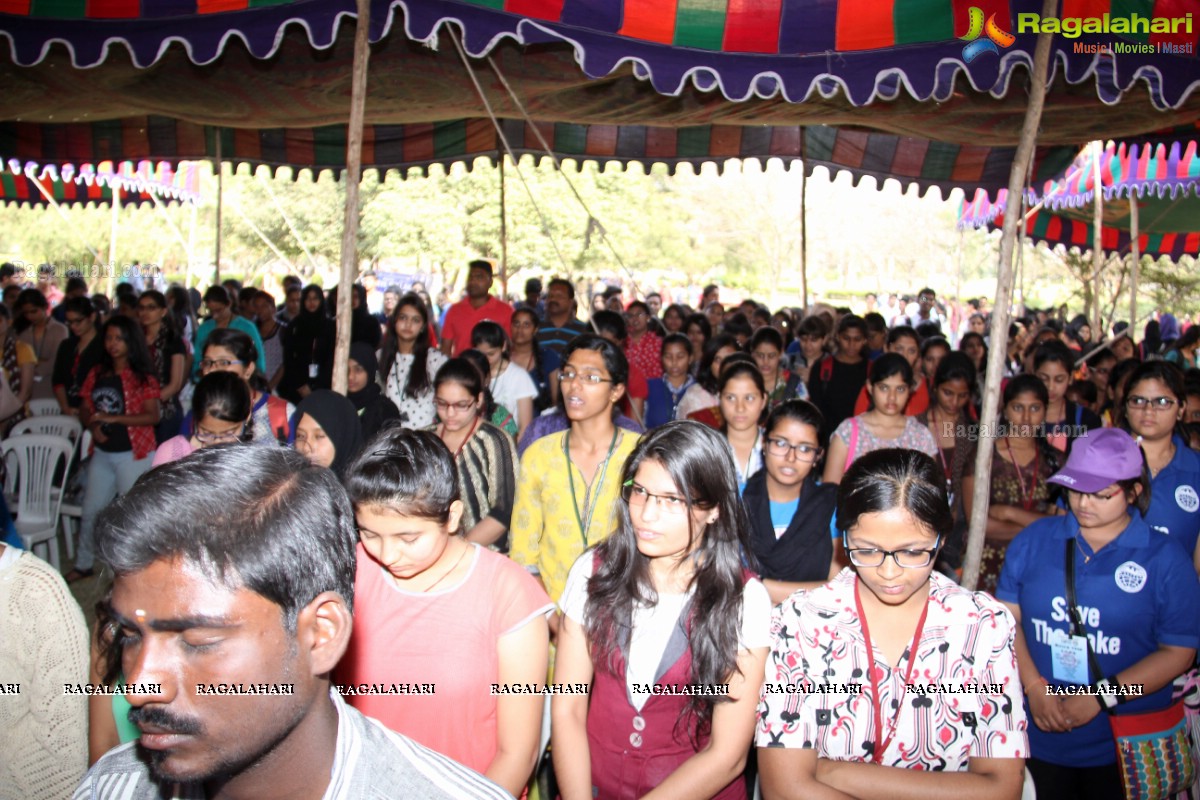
[758,448,1028,799]
[997,428,1200,799]
[199,328,294,444]
[823,353,939,486]
[151,371,252,467]
[553,421,771,800]
[137,290,187,444]
[743,400,838,605]
[429,358,519,552]
[338,427,552,798]
[1120,361,1200,571]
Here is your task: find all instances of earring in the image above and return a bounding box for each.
[707,515,718,524]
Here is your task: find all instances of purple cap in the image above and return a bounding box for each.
[1047,428,1144,493]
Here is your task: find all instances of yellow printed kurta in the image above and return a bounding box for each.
[509,429,639,604]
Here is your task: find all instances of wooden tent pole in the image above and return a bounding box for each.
[1129,190,1140,331]
[1091,141,1104,336]
[799,153,808,309]
[214,133,223,285]
[961,0,1057,590]
[500,154,508,299]
[332,0,372,395]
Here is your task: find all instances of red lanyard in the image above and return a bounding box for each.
[1003,438,1039,510]
[854,577,930,764]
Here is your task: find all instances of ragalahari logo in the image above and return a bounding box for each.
[960,7,1016,62]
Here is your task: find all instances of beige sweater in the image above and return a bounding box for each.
[0,547,89,800]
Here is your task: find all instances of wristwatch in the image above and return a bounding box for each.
[1095,677,1118,711]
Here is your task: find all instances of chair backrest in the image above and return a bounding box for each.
[1,434,73,527]
[9,414,83,444]
[26,399,63,417]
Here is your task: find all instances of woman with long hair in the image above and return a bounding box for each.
[961,374,1063,594]
[137,289,187,443]
[509,307,551,416]
[823,353,939,485]
[0,303,34,433]
[279,284,335,403]
[67,316,161,582]
[684,313,713,373]
[758,449,1028,798]
[998,428,1199,799]
[339,427,551,797]
[151,371,253,467]
[743,400,838,604]
[1033,340,1102,453]
[916,353,978,568]
[380,291,447,430]
[750,326,802,407]
[429,357,520,551]
[471,320,537,441]
[1119,360,1200,571]
[1166,325,1200,371]
[51,296,104,417]
[553,421,771,800]
[676,334,738,422]
[662,303,688,335]
[199,328,293,444]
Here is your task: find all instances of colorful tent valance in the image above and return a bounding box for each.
[1,0,1197,110]
[0,116,1079,198]
[0,158,201,207]
[958,139,1200,259]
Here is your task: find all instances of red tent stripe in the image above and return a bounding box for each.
[830,129,869,170]
[950,145,988,183]
[836,0,896,51]
[1186,233,1200,252]
[891,137,930,177]
[86,0,139,18]
[505,0,564,21]
[285,128,315,168]
[464,119,492,153]
[361,126,375,169]
[619,0,678,44]
[404,123,434,162]
[585,125,619,156]
[198,0,249,13]
[769,127,802,157]
[0,1,32,14]
[644,127,678,158]
[723,0,783,53]
[709,127,742,157]
[1045,214,1062,240]
[233,128,260,160]
[121,119,150,158]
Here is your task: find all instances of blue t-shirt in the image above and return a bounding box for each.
[769,498,800,539]
[1144,436,1200,559]
[996,512,1200,767]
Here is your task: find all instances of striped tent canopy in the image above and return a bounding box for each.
[0,158,201,207]
[959,138,1200,258]
[0,116,1079,197]
[0,0,1196,109]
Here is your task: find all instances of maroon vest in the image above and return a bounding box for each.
[582,559,750,800]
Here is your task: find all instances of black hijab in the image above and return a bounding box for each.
[293,390,363,479]
[291,285,329,341]
[347,342,382,411]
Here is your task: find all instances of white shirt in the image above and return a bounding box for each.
[489,362,538,430]
[560,551,772,711]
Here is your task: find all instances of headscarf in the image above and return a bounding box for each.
[293,390,363,479]
[1159,313,1181,346]
[347,342,383,412]
[349,284,382,349]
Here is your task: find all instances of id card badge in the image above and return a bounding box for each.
[308,363,319,379]
[1050,635,1090,684]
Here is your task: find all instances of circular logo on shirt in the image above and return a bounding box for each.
[1115,561,1148,594]
[1175,485,1199,513]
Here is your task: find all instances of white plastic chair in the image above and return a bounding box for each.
[9,414,83,444]
[26,398,63,417]
[1,434,73,569]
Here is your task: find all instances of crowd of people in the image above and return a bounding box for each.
[4,260,1200,800]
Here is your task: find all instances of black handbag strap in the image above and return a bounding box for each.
[1064,538,1114,714]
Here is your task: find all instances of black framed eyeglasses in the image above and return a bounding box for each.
[842,532,941,568]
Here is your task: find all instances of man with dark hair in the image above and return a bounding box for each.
[902,287,945,329]
[806,314,870,442]
[863,312,887,359]
[0,261,21,289]
[237,286,259,320]
[78,447,508,799]
[440,259,513,357]
[516,276,545,319]
[535,278,589,359]
[52,275,90,324]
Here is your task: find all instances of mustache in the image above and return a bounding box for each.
[128,705,204,736]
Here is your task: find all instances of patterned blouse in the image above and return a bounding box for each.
[384,349,448,430]
[756,569,1028,771]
